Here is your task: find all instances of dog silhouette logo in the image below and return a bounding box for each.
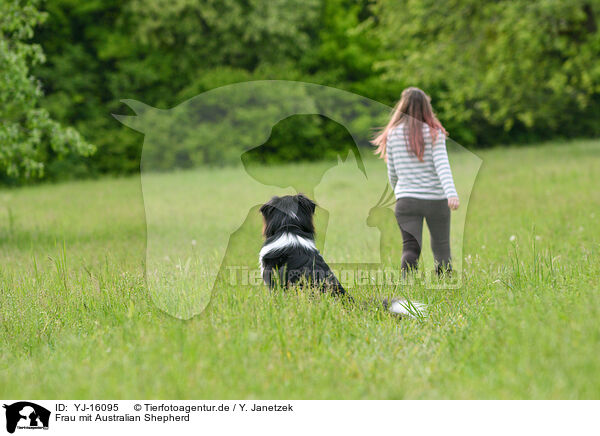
[3,402,50,433]
[113,80,482,319]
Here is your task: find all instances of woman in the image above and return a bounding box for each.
[372,87,459,275]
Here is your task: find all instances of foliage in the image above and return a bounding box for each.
[0,0,93,182]
[0,0,598,182]
[30,0,385,179]
[375,0,600,145]
[127,0,320,69]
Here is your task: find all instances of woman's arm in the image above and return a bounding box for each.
[387,133,398,189]
[432,132,459,208]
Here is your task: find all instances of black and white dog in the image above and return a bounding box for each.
[258,193,426,317]
[258,194,347,296]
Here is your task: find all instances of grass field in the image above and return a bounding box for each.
[1,139,599,399]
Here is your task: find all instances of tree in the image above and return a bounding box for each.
[375,0,600,145]
[0,0,93,180]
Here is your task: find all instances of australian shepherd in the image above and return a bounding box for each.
[259,194,347,296]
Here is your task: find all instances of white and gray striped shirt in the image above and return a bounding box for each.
[386,123,458,200]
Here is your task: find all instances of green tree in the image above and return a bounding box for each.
[33,0,326,177]
[0,0,93,180]
[375,0,600,145]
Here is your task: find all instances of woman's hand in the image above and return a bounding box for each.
[448,196,460,210]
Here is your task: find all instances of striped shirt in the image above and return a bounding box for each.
[386,123,458,200]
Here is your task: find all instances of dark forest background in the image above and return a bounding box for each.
[2,0,600,183]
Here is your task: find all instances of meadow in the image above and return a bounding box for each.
[0,139,599,399]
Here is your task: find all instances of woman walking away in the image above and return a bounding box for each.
[372,87,459,275]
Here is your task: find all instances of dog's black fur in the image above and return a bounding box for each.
[259,194,347,296]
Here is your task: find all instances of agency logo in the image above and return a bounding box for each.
[114,80,482,320]
[3,402,50,434]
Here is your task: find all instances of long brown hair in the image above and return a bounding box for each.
[372,87,447,162]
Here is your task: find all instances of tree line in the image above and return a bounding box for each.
[2,0,599,183]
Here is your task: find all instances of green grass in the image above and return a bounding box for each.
[1,139,599,399]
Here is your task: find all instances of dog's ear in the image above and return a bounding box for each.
[259,203,272,218]
[260,196,279,218]
[297,194,316,215]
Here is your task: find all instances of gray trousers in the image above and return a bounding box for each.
[394,197,452,274]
